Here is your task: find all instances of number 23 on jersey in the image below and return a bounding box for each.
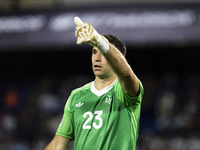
[83,110,103,129]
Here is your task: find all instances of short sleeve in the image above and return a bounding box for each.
[56,95,74,139]
[115,79,144,107]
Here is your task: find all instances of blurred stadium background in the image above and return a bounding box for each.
[0,0,200,150]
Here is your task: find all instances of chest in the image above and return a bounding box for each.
[71,91,125,131]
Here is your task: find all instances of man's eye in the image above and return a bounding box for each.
[92,50,97,54]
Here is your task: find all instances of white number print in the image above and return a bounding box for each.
[93,110,103,129]
[83,111,93,129]
[83,110,103,129]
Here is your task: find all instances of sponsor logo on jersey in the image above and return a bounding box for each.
[105,95,112,105]
[76,102,84,107]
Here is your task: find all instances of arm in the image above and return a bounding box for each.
[74,16,139,96]
[45,135,71,150]
[104,44,139,96]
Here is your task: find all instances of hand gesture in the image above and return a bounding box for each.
[74,16,109,54]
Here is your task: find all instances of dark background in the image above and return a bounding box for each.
[0,1,200,150]
[0,45,199,80]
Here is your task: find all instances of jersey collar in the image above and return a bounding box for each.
[91,79,117,97]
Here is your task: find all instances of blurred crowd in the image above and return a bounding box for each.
[0,74,92,150]
[138,73,200,150]
[0,72,200,150]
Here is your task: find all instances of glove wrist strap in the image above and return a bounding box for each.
[97,35,109,54]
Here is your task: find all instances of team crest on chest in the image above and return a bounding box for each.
[105,95,112,105]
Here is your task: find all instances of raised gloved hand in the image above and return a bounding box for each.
[74,16,109,54]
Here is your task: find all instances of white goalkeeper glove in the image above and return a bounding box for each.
[74,16,109,54]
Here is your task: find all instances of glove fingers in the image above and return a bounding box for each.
[77,37,86,45]
[74,17,99,46]
[74,16,84,26]
[77,23,94,37]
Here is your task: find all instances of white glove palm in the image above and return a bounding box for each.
[74,16,109,54]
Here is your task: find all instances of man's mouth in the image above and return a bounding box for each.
[94,65,101,69]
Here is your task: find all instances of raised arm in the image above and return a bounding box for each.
[74,16,139,96]
[104,44,139,96]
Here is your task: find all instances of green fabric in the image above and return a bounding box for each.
[56,80,143,150]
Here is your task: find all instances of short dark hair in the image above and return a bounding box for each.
[103,34,127,56]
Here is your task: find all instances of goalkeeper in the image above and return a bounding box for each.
[45,16,144,150]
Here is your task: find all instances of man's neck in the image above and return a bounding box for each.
[94,75,117,91]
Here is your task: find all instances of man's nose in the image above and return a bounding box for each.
[95,53,102,61]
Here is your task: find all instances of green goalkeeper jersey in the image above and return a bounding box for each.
[56,79,143,150]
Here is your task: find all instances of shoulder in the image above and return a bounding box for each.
[113,79,144,106]
[70,81,93,97]
[113,79,143,95]
[64,81,93,111]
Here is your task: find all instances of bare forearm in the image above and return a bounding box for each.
[45,143,67,150]
[45,135,71,150]
[104,44,139,96]
[104,44,132,78]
